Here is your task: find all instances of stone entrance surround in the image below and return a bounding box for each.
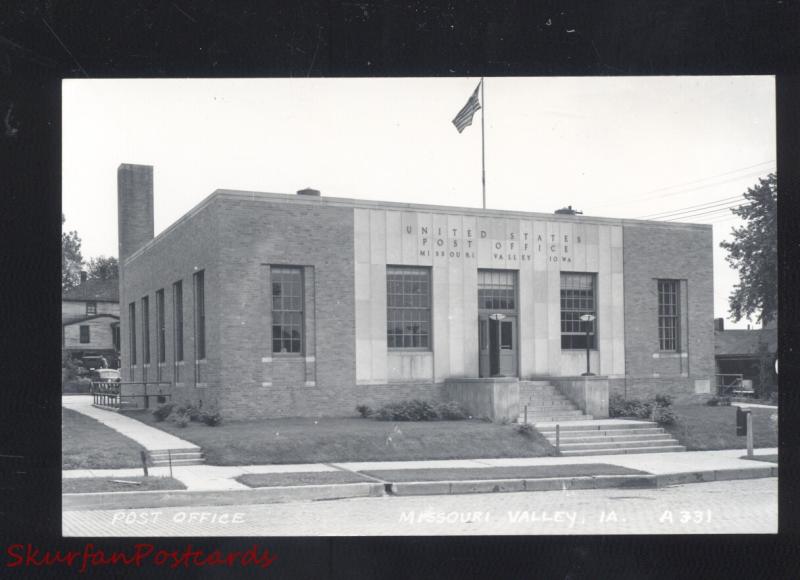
[444,376,610,423]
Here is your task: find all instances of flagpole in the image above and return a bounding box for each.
[480,77,486,209]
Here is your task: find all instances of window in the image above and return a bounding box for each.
[86,301,97,315]
[387,266,431,349]
[79,325,90,343]
[173,281,183,362]
[112,325,120,351]
[129,302,137,365]
[658,279,680,351]
[193,271,206,360]
[272,267,304,353]
[156,289,165,363]
[142,296,150,364]
[478,270,516,310]
[561,273,596,350]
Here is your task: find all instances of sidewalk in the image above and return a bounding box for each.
[63,395,199,451]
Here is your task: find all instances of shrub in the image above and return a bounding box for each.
[609,394,654,419]
[185,404,202,422]
[356,405,373,418]
[374,399,439,421]
[201,411,222,426]
[432,401,468,420]
[768,391,779,405]
[654,393,673,407]
[174,413,189,428]
[152,403,175,422]
[652,406,677,426]
[706,396,732,407]
[515,423,535,437]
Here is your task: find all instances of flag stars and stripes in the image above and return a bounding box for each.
[452,81,482,133]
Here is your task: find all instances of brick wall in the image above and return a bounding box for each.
[621,222,715,398]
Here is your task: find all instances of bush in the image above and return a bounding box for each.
[201,411,222,426]
[356,405,373,418]
[652,406,677,426]
[706,396,732,407]
[62,378,93,394]
[654,393,673,407]
[432,401,468,420]
[768,391,779,405]
[609,394,653,419]
[373,399,467,421]
[152,403,175,422]
[174,412,189,428]
[185,404,202,422]
[514,423,535,437]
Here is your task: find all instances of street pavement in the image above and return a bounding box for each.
[63,477,777,536]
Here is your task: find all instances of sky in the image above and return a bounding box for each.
[62,76,775,328]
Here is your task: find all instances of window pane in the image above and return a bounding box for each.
[271,267,304,354]
[386,267,431,349]
[560,273,596,350]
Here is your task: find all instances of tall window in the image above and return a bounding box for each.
[561,273,596,350]
[156,289,166,364]
[141,296,150,364]
[272,267,304,353]
[129,302,137,365]
[658,279,680,351]
[193,271,206,360]
[173,281,184,362]
[79,325,90,343]
[387,266,431,349]
[86,301,97,315]
[478,270,516,310]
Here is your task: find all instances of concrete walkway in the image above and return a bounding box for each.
[63,395,199,452]
[63,447,778,492]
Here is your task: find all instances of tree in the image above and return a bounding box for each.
[720,173,777,325]
[62,214,84,291]
[87,255,119,280]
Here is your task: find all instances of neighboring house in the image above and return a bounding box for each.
[62,272,121,367]
[714,318,777,396]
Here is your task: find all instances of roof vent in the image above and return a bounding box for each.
[297,187,321,197]
[554,205,583,215]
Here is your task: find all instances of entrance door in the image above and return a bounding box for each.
[478,314,517,377]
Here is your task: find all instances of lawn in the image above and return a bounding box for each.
[63,476,186,494]
[125,411,555,465]
[62,408,147,470]
[664,405,778,451]
[238,471,374,488]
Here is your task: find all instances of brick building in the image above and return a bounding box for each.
[118,163,715,419]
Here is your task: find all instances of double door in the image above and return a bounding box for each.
[478,314,517,377]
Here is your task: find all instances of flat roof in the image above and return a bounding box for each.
[126,188,712,264]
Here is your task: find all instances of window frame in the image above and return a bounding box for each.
[173,280,184,363]
[193,271,206,361]
[657,279,680,352]
[128,302,137,366]
[271,266,305,355]
[560,272,597,351]
[141,295,150,365]
[156,289,166,364]
[477,269,517,312]
[79,325,90,344]
[85,301,97,315]
[386,265,432,351]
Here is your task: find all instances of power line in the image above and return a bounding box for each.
[637,195,745,219]
[665,203,747,221]
[585,162,775,210]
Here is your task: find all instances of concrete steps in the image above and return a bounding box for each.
[518,381,592,425]
[535,421,685,456]
[148,448,205,466]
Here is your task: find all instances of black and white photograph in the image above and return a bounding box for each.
[59,75,778,537]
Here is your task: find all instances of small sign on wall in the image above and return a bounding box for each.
[694,379,710,394]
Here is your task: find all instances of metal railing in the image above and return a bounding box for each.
[91,381,172,411]
[715,373,748,397]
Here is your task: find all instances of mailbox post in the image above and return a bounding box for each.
[737,407,753,457]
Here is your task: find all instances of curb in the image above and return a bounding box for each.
[63,482,385,511]
[389,467,777,496]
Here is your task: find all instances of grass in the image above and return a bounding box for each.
[664,404,778,451]
[361,464,648,482]
[62,408,147,469]
[237,471,374,488]
[62,476,186,494]
[125,411,555,465]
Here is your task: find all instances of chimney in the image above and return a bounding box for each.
[117,164,154,262]
[714,317,724,331]
[297,187,321,197]
[80,271,87,284]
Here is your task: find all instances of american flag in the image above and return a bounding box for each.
[452,80,482,133]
